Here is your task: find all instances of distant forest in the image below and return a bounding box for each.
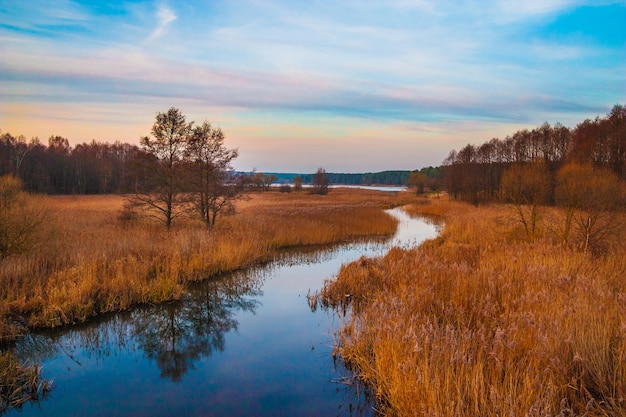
[267,169,441,186]
[444,104,625,204]
[0,133,441,193]
[0,136,140,194]
[1,104,623,195]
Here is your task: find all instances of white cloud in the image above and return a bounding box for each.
[1,0,623,171]
[149,4,177,40]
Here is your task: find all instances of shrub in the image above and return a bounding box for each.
[0,175,48,258]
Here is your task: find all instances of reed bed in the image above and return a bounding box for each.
[0,351,51,413]
[318,199,626,417]
[0,188,411,340]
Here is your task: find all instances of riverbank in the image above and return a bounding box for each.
[4,204,439,417]
[0,188,417,342]
[320,199,626,416]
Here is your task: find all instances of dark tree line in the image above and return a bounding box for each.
[444,104,626,204]
[2,108,243,230]
[0,132,140,194]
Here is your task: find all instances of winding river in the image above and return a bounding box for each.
[7,208,438,417]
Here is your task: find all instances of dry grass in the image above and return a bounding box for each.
[318,198,626,417]
[0,351,51,413]
[0,188,416,340]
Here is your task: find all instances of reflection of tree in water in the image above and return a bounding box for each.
[132,270,262,381]
[12,269,262,384]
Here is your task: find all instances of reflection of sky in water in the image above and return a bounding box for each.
[8,209,437,417]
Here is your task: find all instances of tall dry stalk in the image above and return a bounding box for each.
[319,199,626,417]
[0,189,412,340]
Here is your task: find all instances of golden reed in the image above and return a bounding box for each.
[0,188,415,341]
[320,198,626,417]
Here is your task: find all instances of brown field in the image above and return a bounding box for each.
[0,188,418,342]
[318,198,626,417]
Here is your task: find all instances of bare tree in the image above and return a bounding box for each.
[126,108,192,228]
[186,121,243,229]
[311,167,330,195]
[500,162,551,241]
[555,163,624,253]
[408,171,428,194]
[293,176,303,191]
[252,173,276,191]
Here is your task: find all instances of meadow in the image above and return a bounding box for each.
[318,198,626,417]
[0,188,416,342]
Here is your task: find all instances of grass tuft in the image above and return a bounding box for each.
[0,351,51,414]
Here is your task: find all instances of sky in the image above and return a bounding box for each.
[0,1,624,173]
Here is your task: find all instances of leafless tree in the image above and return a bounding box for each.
[186,122,243,229]
[126,108,192,229]
[555,163,624,253]
[500,162,551,241]
[311,167,330,195]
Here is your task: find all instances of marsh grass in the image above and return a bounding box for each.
[318,199,626,417]
[0,188,413,340]
[0,351,51,413]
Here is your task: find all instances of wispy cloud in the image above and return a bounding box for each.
[148,4,176,40]
[0,0,623,171]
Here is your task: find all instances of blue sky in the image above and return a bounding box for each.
[1,0,624,172]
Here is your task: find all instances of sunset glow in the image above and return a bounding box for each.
[1,0,624,171]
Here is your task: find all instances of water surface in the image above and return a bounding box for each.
[8,208,438,417]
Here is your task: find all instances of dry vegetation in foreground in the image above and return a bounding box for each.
[318,198,626,417]
[0,351,51,413]
[0,188,418,341]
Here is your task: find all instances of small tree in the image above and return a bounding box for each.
[408,172,429,194]
[186,122,243,229]
[293,176,303,192]
[311,167,330,195]
[0,175,47,258]
[126,108,192,228]
[279,184,292,193]
[555,163,624,253]
[500,162,551,241]
[252,173,276,191]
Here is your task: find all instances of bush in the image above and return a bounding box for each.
[0,175,48,258]
[279,184,292,193]
[555,163,625,253]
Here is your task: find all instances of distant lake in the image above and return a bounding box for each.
[330,185,408,192]
[8,208,437,417]
[289,184,408,192]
